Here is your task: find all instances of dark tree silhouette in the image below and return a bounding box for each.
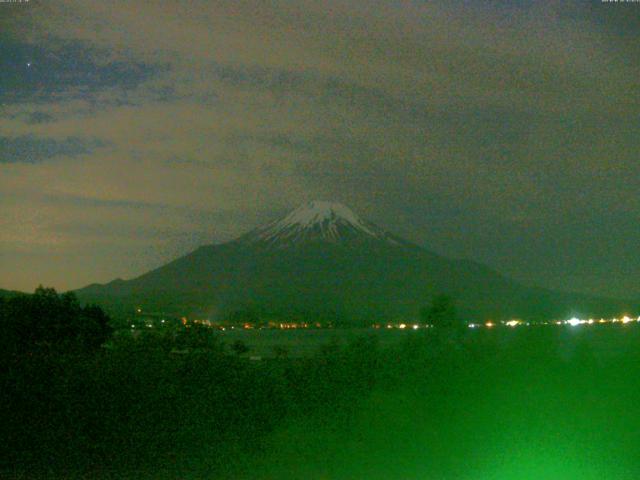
[174,322,223,352]
[420,294,458,329]
[273,345,289,359]
[231,339,250,356]
[0,286,112,354]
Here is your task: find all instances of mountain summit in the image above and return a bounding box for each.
[240,201,399,247]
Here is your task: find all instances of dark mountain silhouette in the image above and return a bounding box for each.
[76,201,636,324]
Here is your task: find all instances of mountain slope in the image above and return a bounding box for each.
[76,201,636,323]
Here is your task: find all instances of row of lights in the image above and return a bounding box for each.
[132,307,639,331]
[468,316,640,329]
[564,316,638,326]
[389,323,423,330]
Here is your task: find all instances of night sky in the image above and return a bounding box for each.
[1,1,639,298]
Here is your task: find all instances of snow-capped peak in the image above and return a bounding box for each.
[241,201,399,247]
[275,201,375,234]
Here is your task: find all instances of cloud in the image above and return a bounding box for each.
[0,0,639,297]
[0,134,105,163]
[0,35,159,104]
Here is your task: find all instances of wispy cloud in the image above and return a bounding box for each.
[0,36,161,103]
[0,134,106,163]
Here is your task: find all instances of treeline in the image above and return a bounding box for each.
[5,288,637,479]
[0,286,112,357]
[0,325,387,478]
[2,318,626,479]
[0,289,461,479]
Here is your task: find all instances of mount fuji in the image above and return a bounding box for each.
[77,201,634,324]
